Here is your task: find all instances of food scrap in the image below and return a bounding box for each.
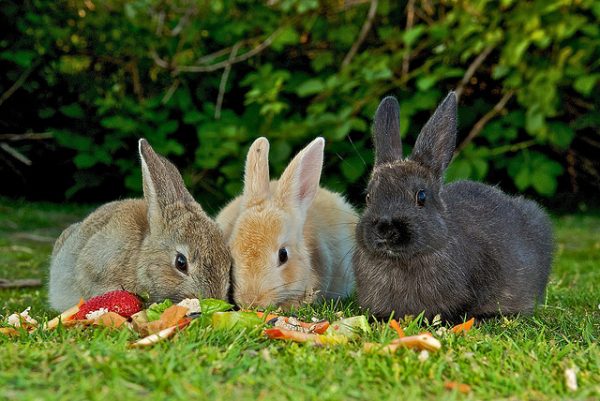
[389,319,405,337]
[264,328,348,346]
[2,289,472,357]
[74,290,142,320]
[444,381,472,394]
[450,318,475,334]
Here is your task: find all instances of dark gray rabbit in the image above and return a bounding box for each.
[353,92,553,322]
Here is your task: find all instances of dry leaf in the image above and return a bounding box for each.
[94,312,127,328]
[0,327,20,337]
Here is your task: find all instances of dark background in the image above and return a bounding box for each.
[1,0,599,214]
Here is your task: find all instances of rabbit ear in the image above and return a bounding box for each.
[139,139,196,225]
[276,137,324,215]
[410,92,457,176]
[243,137,271,207]
[373,96,403,165]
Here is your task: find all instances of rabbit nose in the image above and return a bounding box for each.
[374,217,411,246]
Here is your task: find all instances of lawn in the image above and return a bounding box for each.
[0,198,598,401]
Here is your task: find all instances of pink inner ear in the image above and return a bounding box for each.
[296,143,323,205]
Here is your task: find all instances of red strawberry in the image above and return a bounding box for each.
[74,290,143,320]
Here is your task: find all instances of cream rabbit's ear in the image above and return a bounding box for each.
[275,137,324,216]
[242,137,271,208]
[139,139,197,226]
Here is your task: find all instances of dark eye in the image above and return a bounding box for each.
[175,252,188,274]
[278,248,289,265]
[366,193,371,205]
[416,189,426,207]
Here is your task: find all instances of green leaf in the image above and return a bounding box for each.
[272,26,299,51]
[211,312,264,331]
[0,50,36,67]
[547,122,575,149]
[531,169,557,196]
[157,120,179,136]
[403,25,425,47]
[100,115,138,133]
[146,299,173,322]
[73,153,98,169]
[445,159,471,182]
[59,104,85,119]
[340,156,367,183]
[416,76,438,91]
[296,79,325,97]
[573,74,599,96]
[200,298,233,315]
[525,108,545,135]
[332,120,352,140]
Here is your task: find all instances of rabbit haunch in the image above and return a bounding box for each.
[353,93,553,322]
[216,137,358,309]
[48,139,232,311]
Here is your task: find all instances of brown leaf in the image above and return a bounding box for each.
[94,312,127,329]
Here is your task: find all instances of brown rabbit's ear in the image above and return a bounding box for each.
[242,137,271,207]
[373,96,403,165]
[410,92,457,177]
[276,137,324,215]
[139,139,196,224]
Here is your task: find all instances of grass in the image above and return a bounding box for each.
[0,198,598,401]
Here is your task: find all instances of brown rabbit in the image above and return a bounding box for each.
[216,137,358,309]
[48,139,232,311]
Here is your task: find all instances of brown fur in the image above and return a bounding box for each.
[216,137,358,309]
[48,139,232,311]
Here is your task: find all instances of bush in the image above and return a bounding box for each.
[1,0,598,207]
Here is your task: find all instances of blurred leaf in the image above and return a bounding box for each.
[296,79,325,97]
[59,104,85,119]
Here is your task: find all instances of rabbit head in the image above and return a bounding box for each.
[357,93,457,262]
[136,139,231,303]
[227,137,325,308]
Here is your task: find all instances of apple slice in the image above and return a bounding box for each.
[46,299,85,330]
[129,318,191,348]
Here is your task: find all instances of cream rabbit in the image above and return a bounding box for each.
[48,139,232,311]
[216,137,357,308]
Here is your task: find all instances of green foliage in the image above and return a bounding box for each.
[1,0,598,203]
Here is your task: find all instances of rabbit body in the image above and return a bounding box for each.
[49,140,231,311]
[217,137,357,308]
[353,93,553,321]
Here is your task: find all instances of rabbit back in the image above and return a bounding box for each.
[49,199,146,310]
[443,180,553,317]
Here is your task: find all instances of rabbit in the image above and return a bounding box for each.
[48,139,232,311]
[353,92,554,322]
[216,137,358,309]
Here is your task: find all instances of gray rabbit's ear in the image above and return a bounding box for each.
[410,92,457,176]
[139,139,197,225]
[373,96,403,165]
[243,137,271,207]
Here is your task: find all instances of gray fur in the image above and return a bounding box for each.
[353,92,554,322]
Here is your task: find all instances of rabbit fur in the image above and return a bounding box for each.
[48,139,232,311]
[216,137,358,309]
[353,93,553,322]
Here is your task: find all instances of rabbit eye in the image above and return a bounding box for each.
[366,193,371,204]
[416,189,426,207]
[175,252,188,274]
[278,248,289,266]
